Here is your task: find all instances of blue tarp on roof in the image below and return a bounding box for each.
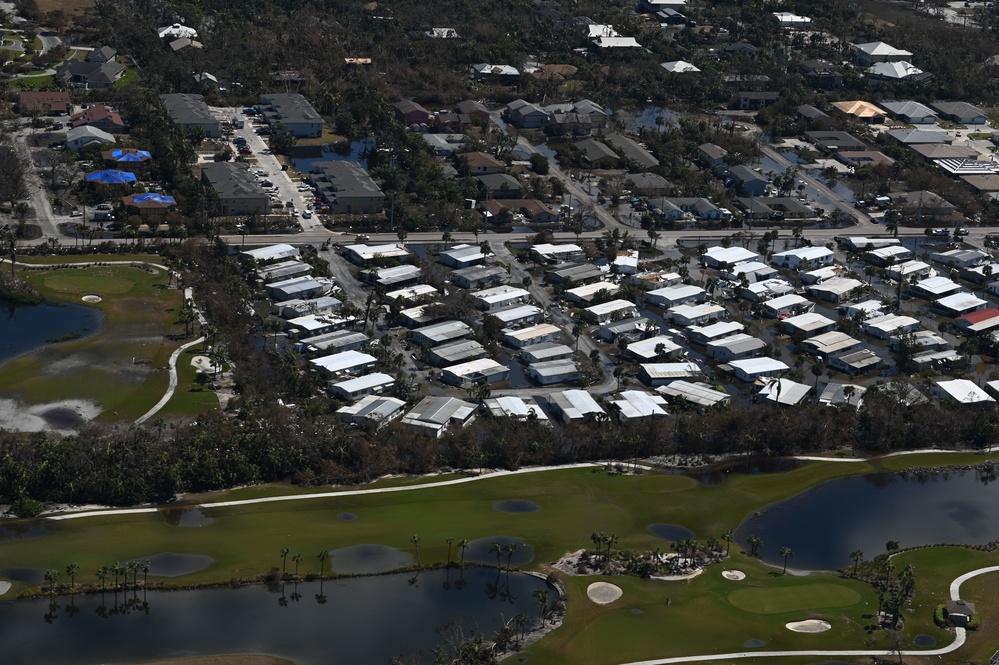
[111,149,152,161]
[85,170,137,184]
[131,192,176,205]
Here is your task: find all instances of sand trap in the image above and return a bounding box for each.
[587,582,623,605]
[786,619,832,633]
[0,581,11,596]
[191,356,219,374]
[81,295,102,303]
[0,398,102,433]
[722,570,746,581]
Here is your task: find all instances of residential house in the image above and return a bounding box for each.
[17,91,70,115]
[624,173,671,196]
[456,100,490,123]
[477,173,522,198]
[879,100,937,124]
[661,60,700,73]
[337,395,406,429]
[646,284,706,308]
[806,277,863,303]
[411,321,474,346]
[503,323,563,348]
[605,134,659,170]
[89,46,117,63]
[309,161,384,214]
[781,312,836,337]
[309,350,376,377]
[706,334,766,361]
[658,381,731,408]
[727,165,768,196]
[800,60,842,90]
[55,60,125,89]
[830,100,887,124]
[582,299,639,324]
[258,93,325,137]
[863,313,921,339]
[853,41,913,65]
[932,101,987,125]
[609,391,669,420]
[591,36,642,48]
[160,93,221,137]
[698,143,728,169]
[521,342,573,364]
[70,104,127,133]
[460,151,504,175]
[575,138,619,165]
[758,378,811,406]
[836,151,896,168]
[528,359,579,385]
[65,126,116,153]
[797,105,832,129]
[442,359,511,388]
[505,99,549,128]
[668,303,725,327]
[201,162,268,215]
[687,321,744,346]
[483,396,549,421]
[439,244,486,269]
[393,100,431,126]
[401,397,477,438]
[121,192,176,219]
[597,317,655,342]
[450,265,509,289]
[701,246,760,269]
[886,129,950,144]
[806,131,866,152]
[761,293,813,318]
[738,91,780,111]
[548,389,605,422]
[727,358,790,382]
[638,362,703,387]
[328,373,395,401]
[934,379,994,405]
[771,246,834,269]
[471,63,520,82]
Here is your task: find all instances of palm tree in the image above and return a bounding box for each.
[489,541,503,570]
[606,533,619,561]
[850,549,864,576]
[514,612,529,642]
[747,535,763,557]
[96,566,108,593]
[504,543,520,571]
[65,562,80,589]
[317,550,329,579]
[721,530,734,555]
[112,561,121,589]
[141,561,150,588]
[780,547,794,574]
[44,569,59,595]
[457,539,470,569]
[445,537,454,567]
[410,534,422,566]
[533,588,550,622]
[292,553,302,577]
[280,548,290,577]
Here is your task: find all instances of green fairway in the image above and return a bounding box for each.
[0,262,188,421]
[1,454,998,664]
[726,582,862,614]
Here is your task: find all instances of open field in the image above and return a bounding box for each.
[0,262,188,421]
[3,454,998,664]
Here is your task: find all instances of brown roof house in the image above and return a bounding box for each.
[393,100,431,126]
[17,91,70,115]
[459,151,504,175]
[481,199,561,223]
[71,104,127,133]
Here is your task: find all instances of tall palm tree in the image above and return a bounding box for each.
[65,563,80,589]
[504,543,520,571]
[280,548,290,577]
[410,534,422,567]
[141,561,150,588]
[533,589,550,622]
[780,547,794,574]
[457,539,470,569]
[850,549,864,576]
[489,541,503,570]
[96,566,108,593]
[721,530,734,555]
[44,569,59,595]
[747,535,763,557]
[317,550,329,579]
[292,553,302,577]
[513,612,529,642]
[444,538,454,567]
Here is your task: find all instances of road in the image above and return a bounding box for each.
[12,123,66,240]
[760,145,875,228]
[37,29,60,56]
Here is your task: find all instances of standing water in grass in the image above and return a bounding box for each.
[0,299,100,365]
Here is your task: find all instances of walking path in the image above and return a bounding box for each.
[134,335,204,425]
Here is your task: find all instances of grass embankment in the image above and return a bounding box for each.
[2,453,998,663]
[0,259,214,420]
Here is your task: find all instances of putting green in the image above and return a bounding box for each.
[727,583,862,614]
[43,274,137,295]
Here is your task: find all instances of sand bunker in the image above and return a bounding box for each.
[191,356,219,374]
[0,398,102,433]
[786,619,832,633]
[81,295,102,303]
[587,582,623,605]
[0,581,11,596]
[722,570,746,581]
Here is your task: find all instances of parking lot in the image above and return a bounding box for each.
[209,106,325,232]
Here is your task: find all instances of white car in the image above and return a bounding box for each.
[69,211,82,217]
[302,210,312,219]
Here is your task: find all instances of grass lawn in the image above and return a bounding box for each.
[0,263,186,421]
[156,342,220,419]
[15,253,164,265]
[9,74,55,90]
[2,454,998,663]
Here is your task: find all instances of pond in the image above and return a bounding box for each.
[0,569,550,665]
[736,469,999,571]
[0,299,100,366]
[292,140,374,174]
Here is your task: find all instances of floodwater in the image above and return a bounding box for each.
[329,544,413,575]
[0,569,550,665]
[493,500,541,514]
[647,524,695,541]
[462,536,533,567]
[0,520,55,542]
[124,553,215,577]
[0,300,99,365]
[162,508,215,527]
[736,469,999,570]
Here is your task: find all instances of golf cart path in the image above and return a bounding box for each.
[620,566,999,665]
[134,335,205,425]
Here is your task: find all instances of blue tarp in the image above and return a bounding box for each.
[85,170,137,184]
[131,192,176,205]
[111,149,151,161]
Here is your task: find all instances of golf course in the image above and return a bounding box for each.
[1,452,998,665]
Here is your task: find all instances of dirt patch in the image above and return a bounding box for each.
[0,398,101,433]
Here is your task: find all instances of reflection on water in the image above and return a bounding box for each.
[0,567,46,584]
[0,569,550,665]
[0,520,54,542]
[462,536,533,567]
[0,300,100,365]
[493,500,541,514]
[687,457,803,486]
[162,508,214,527]
[736,470,999,570]
[124,553,214,577]
[329,544,413,575]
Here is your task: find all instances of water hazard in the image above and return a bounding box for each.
[0,300,100,365]
[0,569,550,665]
[736,469,999,570]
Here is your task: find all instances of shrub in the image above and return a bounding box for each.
[934,604,950,627]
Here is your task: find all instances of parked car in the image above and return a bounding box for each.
[930,228,950,237]
[69,210,82,217]
[954,228,969,236]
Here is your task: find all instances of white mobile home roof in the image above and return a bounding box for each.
[688,320,744,343]
[772,246,834,263]
[484,396,548,420]
[241,243,299,262]
[647,284,704,304]
[402,396,476,428]
[611,390,669,418]
[473,285,531,306]
[440,243,486,264]
[669,303,725,325]
[935,292,988,315]
[759,378,811,406]
[729,357,790,375]
[743,279,794,300]
[936,379,994,403]
[442,358,510,383]
[657,380,731,407]
[783,312,835,333]
[549,389,604,419]
[345,243,411,261]
[841,299,884,318]
[532,243,583,259]
[503,323,562,346]
[763,293,809,311]
[867,245,912,262]
[286,313,349,334]
[640,362,702,380]
[808,277,862,299]
[429,339,488,365]
[309,350,377,374]
[521,342,573,363]
[328,372,394,396]
[528,358,578,378]
[844,236,900,251]
[703,246,759,265]
[863,313,920,337]
[626,335,681,359]
[585,299,638,317]
[804,331,862,356]
[915,276,960,296]
[707,333,765,356]
[489,304,543,324]
[412,320,474,344]
[385,284,438,302]
[566,281,620,301]
[337,395,406,423]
